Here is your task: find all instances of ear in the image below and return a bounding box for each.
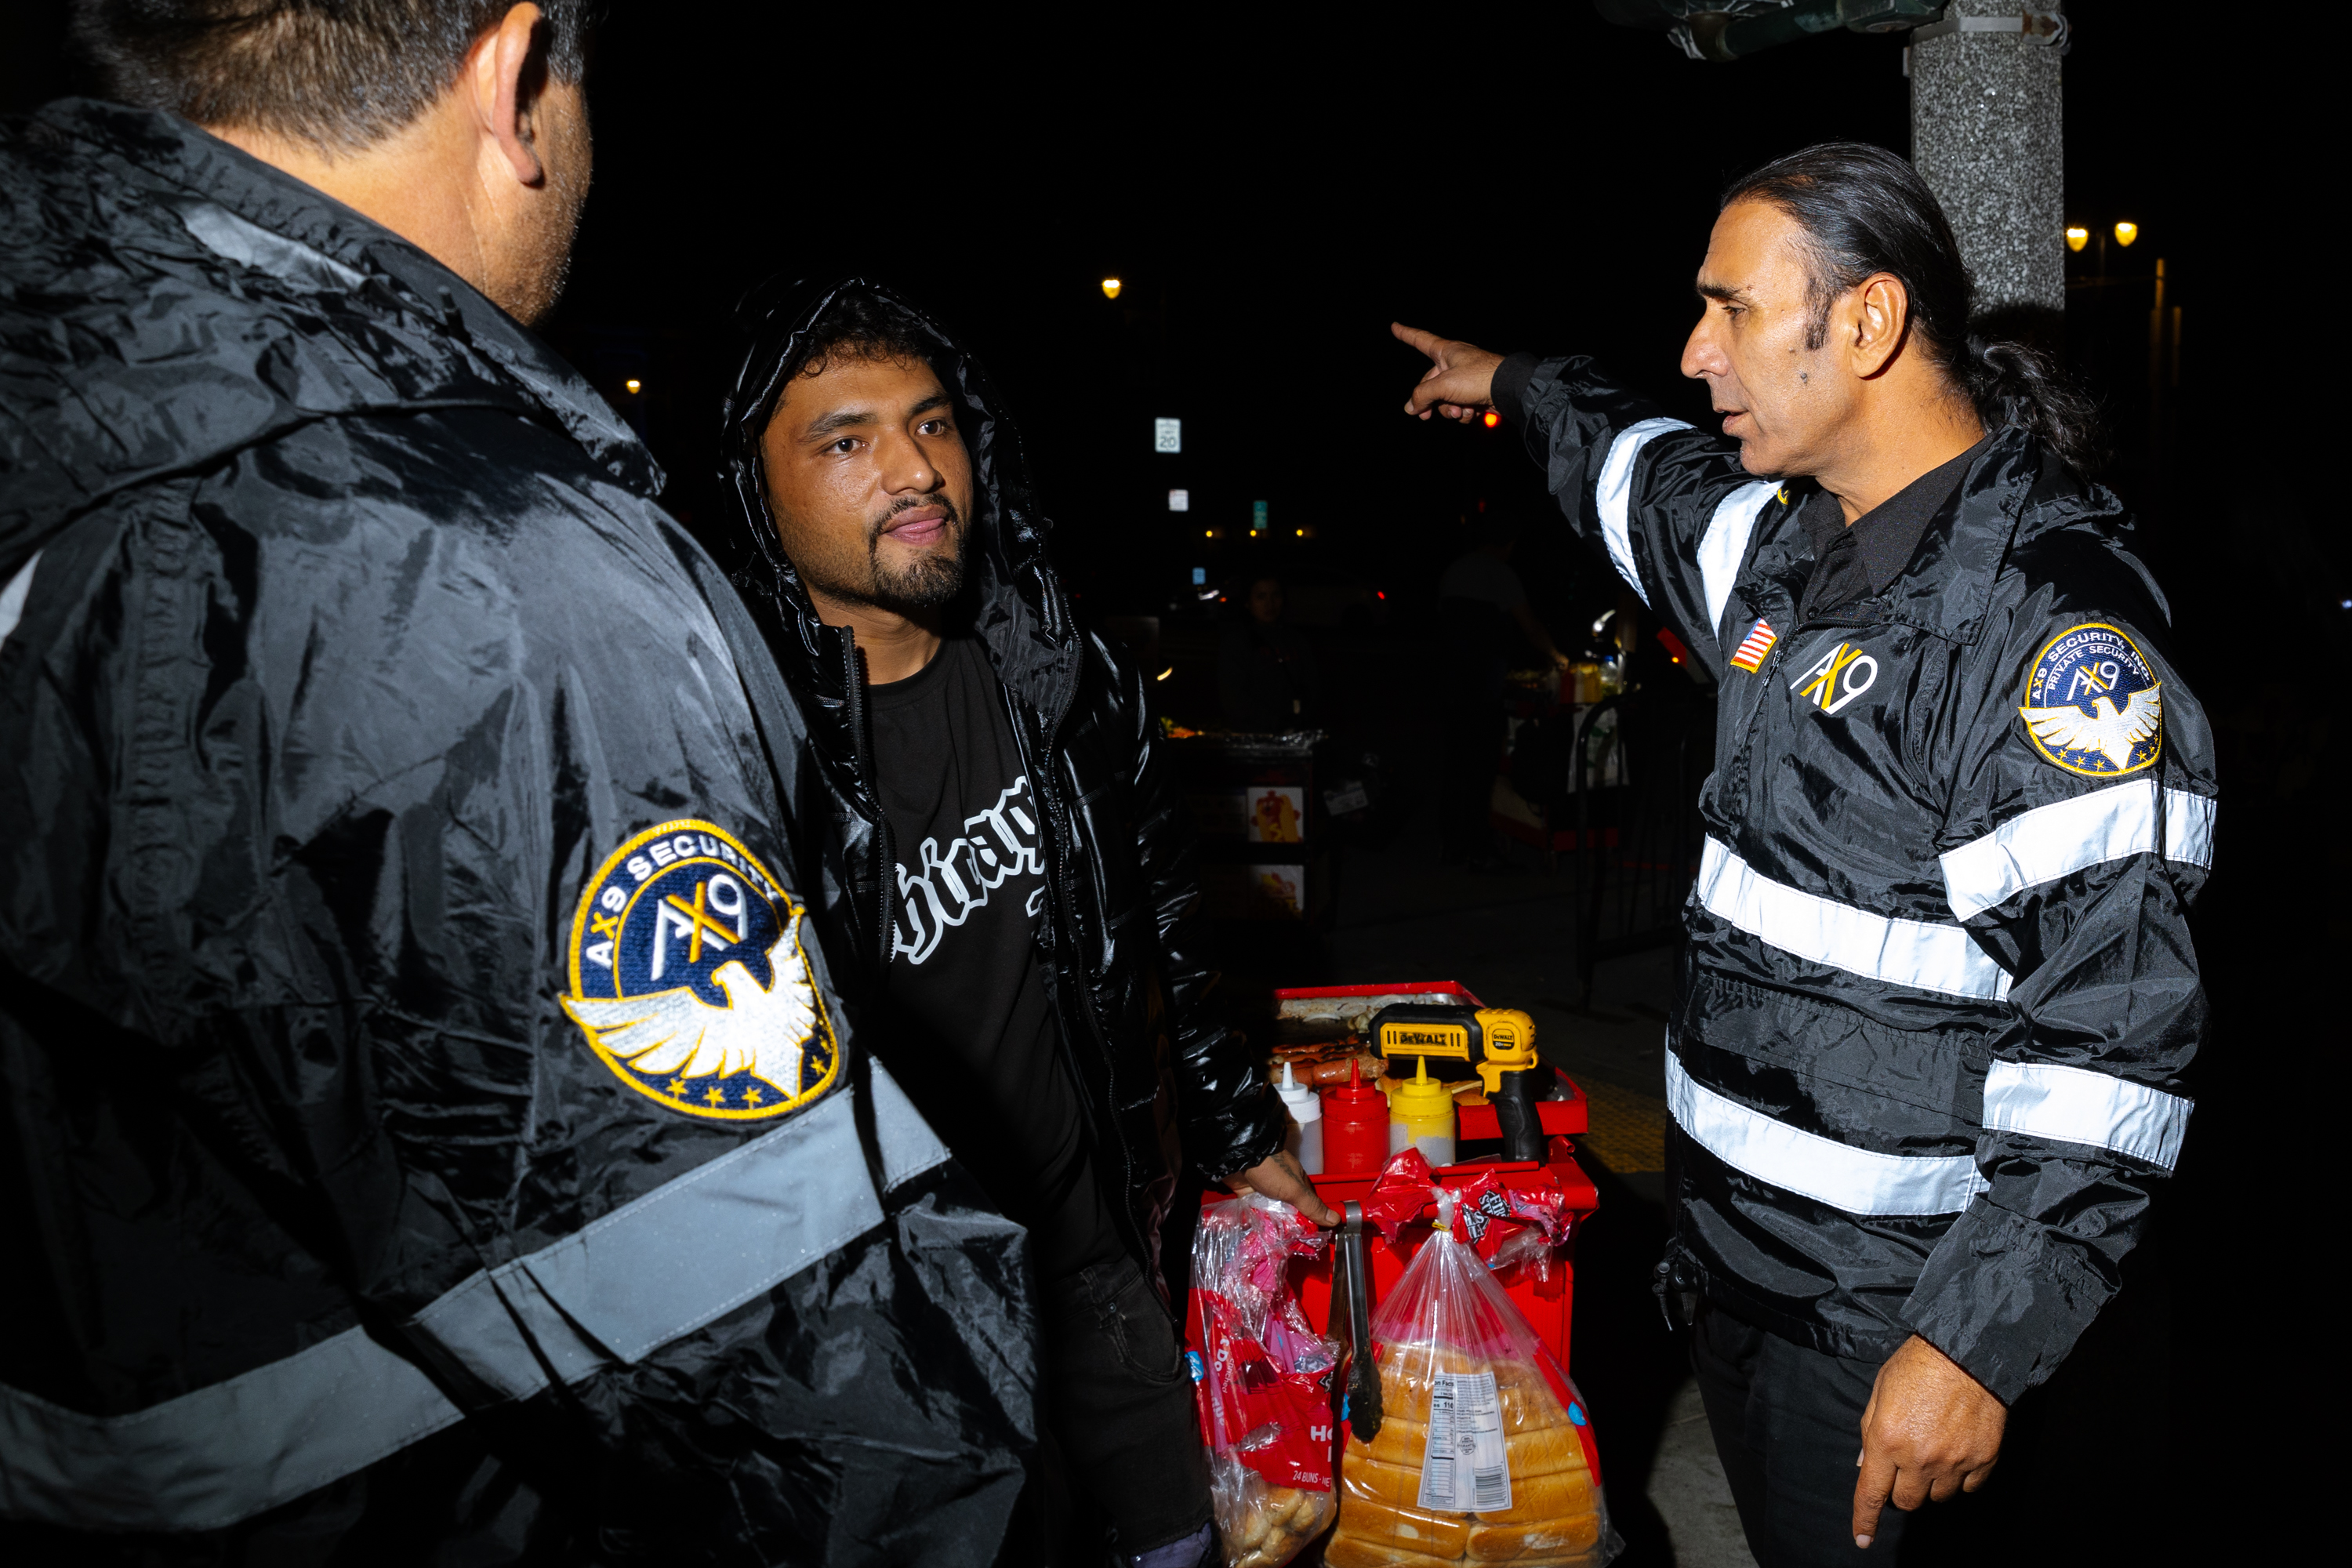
[470,3,553,188]
[1849,272,1911,380]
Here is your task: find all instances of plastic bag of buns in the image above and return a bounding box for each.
[1192,1197,1340,1568]
[1324,1190,1621,1568]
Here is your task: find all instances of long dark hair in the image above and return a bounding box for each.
[1722,142,2101,474]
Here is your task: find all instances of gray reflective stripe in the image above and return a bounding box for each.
[0,1324,463,1534]
[1940,782,2216,920]
[1666,1051,1989,1217]
[1697,837,2013,1000]
[1592,417,1691,608]
[869,1055,952,1189]
[1983,1059,2191,1169]
[0,550,37,652]
[1697,481,1777,641]
[0,1069,949,1530]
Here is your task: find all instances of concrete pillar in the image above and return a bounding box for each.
[1910,1,2064,314]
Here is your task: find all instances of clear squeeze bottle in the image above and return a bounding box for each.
[1320,1058,1389,1178]
[1388,1055,1458,1168]
[1274,1061,1324,1175]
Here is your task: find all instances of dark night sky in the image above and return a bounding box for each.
[3,4,2306,619]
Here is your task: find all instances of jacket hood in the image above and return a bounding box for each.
[0,98,656,573]
[717,275,1079,722]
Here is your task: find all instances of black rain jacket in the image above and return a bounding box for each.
[0,101,1035,1564]
[717,279,1285,1297]
[1495,354,2213,1403]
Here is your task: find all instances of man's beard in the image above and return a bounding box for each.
[504,105,591,326]
[861,495,967,611]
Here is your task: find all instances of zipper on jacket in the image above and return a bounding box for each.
[837,626,893,969]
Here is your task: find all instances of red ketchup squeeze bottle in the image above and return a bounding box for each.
[1320,1058,1389,1179]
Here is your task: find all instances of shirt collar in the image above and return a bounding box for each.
[1802,437,1987,600]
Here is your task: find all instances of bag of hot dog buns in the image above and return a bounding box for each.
[1325,1188,1621,1568]
[1192,1196,1340,1568]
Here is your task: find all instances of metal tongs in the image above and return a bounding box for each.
[1327,1200,1381,1442]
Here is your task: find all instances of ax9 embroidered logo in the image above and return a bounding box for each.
[561,820,840,1122]
[1790,641,1879,716]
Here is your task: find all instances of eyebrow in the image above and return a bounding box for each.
[801,405,877,441]
[800,393,954,442]
[1695,280,1755,306]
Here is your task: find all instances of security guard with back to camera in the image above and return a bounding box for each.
[1,4,1033,1562]
[1396,142,2212,1566]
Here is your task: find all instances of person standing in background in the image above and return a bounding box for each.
[1218,574,1323,731]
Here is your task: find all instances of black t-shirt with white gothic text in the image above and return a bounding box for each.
[868,633,1121,1279]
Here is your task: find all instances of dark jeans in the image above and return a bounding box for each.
[1003,1255,1213,1566]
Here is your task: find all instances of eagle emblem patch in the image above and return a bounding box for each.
[561,820,839,1122]
[2019,623,2163,777]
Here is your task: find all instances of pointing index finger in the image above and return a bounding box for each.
[1390,321,1446,361]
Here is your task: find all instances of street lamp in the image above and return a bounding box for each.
[2113,221,2139,248]
[1101,277,1123,299]
[2064,227,2089,252]
[624,378,642,394]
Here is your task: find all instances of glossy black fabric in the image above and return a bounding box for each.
[0,101,1033,1562]
[1505,356,2214,1405]
[717,278,1287,1299]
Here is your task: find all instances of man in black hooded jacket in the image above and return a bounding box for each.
[1,6,1033,1563]
[717,280,1321,1566]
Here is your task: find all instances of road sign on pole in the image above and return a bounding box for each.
[1154,418,1181,453]
[1251,500,1268,534]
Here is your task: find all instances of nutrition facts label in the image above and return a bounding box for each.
[1417,1370,1512,1513]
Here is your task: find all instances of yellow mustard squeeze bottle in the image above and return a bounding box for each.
[1387,1055,1457,1168]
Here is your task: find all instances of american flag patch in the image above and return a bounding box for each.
[1729,619,1777,673]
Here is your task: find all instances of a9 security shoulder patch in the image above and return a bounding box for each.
[2018,622,2163,777]
[561,820,840,1122]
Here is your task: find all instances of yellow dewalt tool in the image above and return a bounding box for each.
[1368,1004,1547,1162]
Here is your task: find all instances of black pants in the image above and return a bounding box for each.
[1004,1255,1213,1566]
[1690,1302,1954,1568]
[1693,1250,2190,1568]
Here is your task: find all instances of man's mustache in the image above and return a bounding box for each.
[867,495,962,545]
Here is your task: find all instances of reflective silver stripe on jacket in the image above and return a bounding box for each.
[1982,1059,2191,1169]
[1697,481,1778,640]
[1665,1051,1989,1216]
[0,1063,949,1533]
[1939,781,2217,921]
[1592,417,1690,608]
[0,550,36,653]
[1696,837,2012,1000]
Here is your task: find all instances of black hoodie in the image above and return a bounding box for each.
[717,278,1286,1299]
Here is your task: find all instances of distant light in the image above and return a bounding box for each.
[1154,666,1172,681]
[1155,417,1181,454]
[1294,528,1305,537]
[2113,220,2140,247]
[623,378,642,394]
[2343,597,2352,610]
[1168,488,1190,512]
[1482,410,1501,429]
[1102,278,1123,299]
[1377,590,1386,600]
[2064,226,2089,252]
[1203,529,1214,539]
